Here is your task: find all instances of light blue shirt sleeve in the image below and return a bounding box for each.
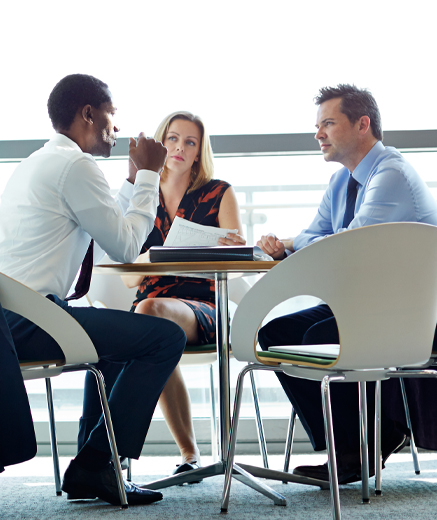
[293,141,437,251]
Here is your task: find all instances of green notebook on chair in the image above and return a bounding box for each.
[268,344,340,360]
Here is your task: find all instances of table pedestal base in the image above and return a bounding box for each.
[143,460,329,509]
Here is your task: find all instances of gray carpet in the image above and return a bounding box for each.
[1,453,437,519]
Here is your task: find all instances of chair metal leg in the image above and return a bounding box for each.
[358,381,370,503]
[45,378,62,496]
[321,374,344,520]
[249,370,269,469]
[400,378,421,474]
[209,363,219,462]
[83,365,128,508]
[375,380,382,495]
[127,458,132,482]
[283,407,297,477]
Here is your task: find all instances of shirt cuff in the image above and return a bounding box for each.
[119,169,160,199]
[136,169,160,188]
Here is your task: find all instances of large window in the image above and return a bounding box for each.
[1,0,436,453]
[4,141,437,454]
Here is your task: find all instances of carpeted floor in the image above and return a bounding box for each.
[1,452,437,519]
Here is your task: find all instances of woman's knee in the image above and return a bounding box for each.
[135,298,169,318]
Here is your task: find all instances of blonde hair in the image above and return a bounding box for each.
[154,111,214,193]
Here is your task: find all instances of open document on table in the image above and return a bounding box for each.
[164,216,237,247]
[148,217,273,262]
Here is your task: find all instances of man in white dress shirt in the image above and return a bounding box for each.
[0,74,186,506]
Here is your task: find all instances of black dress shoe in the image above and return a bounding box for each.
[172,462,202,484]
[63,459,128,500]
[293,461,361,484]
[62,459,163,505]
[293,432,409,485]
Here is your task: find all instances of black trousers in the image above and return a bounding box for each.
[5,295,186,459]
[258,304,408,453]
[0,303,36,470]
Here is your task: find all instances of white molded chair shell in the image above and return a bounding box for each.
[0,273,98,378]
[224,223,437,518]
[231,222,437,371]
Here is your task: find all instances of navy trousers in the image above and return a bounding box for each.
[258,304,409,453]
[5,295,186,459]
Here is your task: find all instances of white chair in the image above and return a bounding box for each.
[221,222,437,519]
[0,273,128,508]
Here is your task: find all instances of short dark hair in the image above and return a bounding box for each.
[315,84,383,141]
[47,74,111,131]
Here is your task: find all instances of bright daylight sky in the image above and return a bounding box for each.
[0,0,435,141]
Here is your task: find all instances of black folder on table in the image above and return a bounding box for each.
[149,246,269,263]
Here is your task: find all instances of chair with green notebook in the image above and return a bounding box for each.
[221,222,437,520]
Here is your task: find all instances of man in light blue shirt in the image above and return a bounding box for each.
[294,139,437,249]
[259,86,437,257]
[257,84,437,484]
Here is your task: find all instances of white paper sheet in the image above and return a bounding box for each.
[164,216,238,247]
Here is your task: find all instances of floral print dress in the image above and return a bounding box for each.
[130,179,231,345]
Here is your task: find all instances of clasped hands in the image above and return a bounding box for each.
[128,132,167,183]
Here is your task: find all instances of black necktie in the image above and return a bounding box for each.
[65,239,94,301]
[342,175,359,228]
